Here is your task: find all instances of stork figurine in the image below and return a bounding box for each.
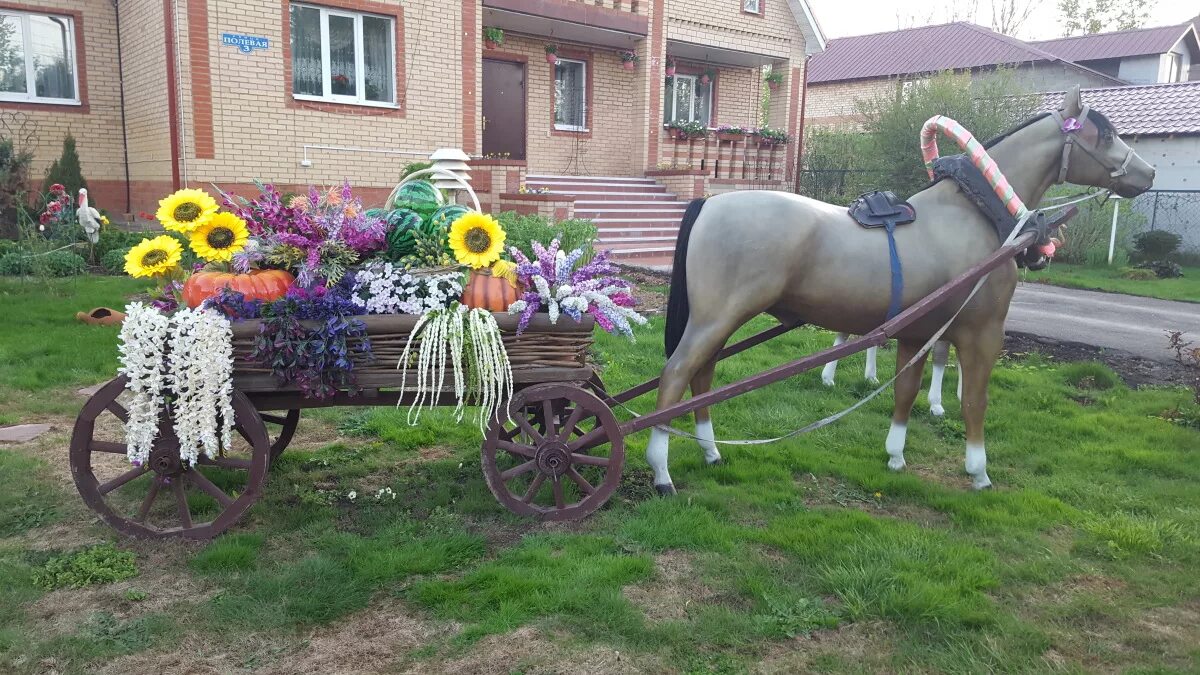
[77,188,103,245]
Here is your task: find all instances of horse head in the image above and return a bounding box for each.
[1056,86,1155,198]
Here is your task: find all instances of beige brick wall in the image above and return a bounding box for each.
[491,33,644,177]
[175,0,466,197]
[122,0,172,186]
[805,78,897,129]
[0,0,130,210]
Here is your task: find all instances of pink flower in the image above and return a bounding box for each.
[49,183,65,194]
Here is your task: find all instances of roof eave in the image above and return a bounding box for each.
[787,0,827,55]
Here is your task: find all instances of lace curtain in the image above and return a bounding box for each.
[555,61,585,128]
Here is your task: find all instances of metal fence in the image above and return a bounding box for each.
[1123,190,1200,255]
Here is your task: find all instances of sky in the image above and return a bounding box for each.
[805,0,1198,41]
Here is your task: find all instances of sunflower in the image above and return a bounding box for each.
[125,235,183,278]
[156,188,219,233]
[188,212,250,262]
[448,212,505,269]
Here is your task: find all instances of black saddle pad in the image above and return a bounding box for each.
[849,190,916,229]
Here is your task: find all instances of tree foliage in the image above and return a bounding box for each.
[854,70,1035,199]
[1056,0,1152,36]
[42,133,88,200]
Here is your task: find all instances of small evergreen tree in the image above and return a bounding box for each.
[0,137,33,240]
[42,133,88,199]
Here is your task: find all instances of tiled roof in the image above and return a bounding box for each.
[1031,24,1198,62]
[1037,81,1200,135]
[807,22,1120,84]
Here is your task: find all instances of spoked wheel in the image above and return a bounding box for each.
[69,376,271,539]
[482,383,625,521]
[261,409,301,461]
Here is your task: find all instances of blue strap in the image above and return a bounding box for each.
[885,222,903,320]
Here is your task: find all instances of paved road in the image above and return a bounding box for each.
[1007,283,1199,363]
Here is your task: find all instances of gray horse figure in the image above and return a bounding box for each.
[649,87,1154,494]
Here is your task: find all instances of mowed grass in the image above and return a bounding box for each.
[1027,263,1200,302]
[0,278,1198,672]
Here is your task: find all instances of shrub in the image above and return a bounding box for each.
[101,247,130,274]
[42,133,88,200]
[1133,230,1181,260]
[95,229,144,259]
[498,212,598,261]
[32,543,138,590]
[1136,260,1183,279]
[0,239,21,256]
[1048,190,1141,265]
[1120,267,1156,281]
[0,137,33,240]
[401,161,432,180]
[1060,362,1120,391]
[0,252,32,276]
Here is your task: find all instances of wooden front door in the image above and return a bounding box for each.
[482,58,526,160]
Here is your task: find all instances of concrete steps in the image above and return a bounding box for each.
[525,174,687,266]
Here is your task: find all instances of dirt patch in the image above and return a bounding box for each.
[622,550,716,622]
[797,473,950,526]
[402,625,668,675]
[1005,332,1194,389]
[620,266,671,316]
[755,620,897,674]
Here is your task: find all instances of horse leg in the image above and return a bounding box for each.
[957,366,963,402]
[648,318,740,495]
[928,341,950,417]
[821,333,848,386]
[956,327,1004,490]
[885,339,929,472]
[691,360,722,465]
[864,346,879,384]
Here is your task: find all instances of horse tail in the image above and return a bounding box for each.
[665,198,706,357]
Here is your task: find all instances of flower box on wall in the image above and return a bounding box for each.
[715,132,744,143]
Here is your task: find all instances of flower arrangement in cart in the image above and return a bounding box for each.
[113,177,646,467]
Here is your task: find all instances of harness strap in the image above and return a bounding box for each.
[920,115,1028,218]
[885,222,903,320]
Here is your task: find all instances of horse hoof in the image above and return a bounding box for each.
[706,457,723,467]
[930,404,945,417]
[866,377,880,386]
[655,483,677,497]
[821,376,835,387]
[971,474,992,490]
[887,457,906,472]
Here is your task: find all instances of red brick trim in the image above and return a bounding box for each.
[644,168,706,176]
[787,63,803,186]
[645,0,665,169]
[669,62,719,124]
[469,158,528,167]
[164,0,182,189]
[483,0,648,35]
[187,0,214,159]
[549,48,592,138]
[740,0,764,17]
[461,0,477,152]
[484,50,528,63]
[281,0,407,117]
[0,2,89,114]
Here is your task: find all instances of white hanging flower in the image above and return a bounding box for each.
[166,308,235,467]
[117,303,171,467]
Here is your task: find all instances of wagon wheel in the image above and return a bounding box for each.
[70,376,271,539]
[482,383,625,521]
[261,409,301,461]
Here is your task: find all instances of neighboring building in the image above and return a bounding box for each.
[1031,24,1200,85]
[804,22,1124,129]
[0,0,824,223]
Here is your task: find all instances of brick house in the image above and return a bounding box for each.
[804,22,1125,130]
[0,0,824,235]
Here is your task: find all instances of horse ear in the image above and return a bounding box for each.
[1061,85,1083,117]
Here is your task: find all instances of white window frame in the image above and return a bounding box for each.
[0,10,80,106]
[290,2,397,108]
[553,57,588,132]
[663,74,712,125]
[1165,52,1182,83]
[743,0,762,14]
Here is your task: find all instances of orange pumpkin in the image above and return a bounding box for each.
[182,269,295,308]
[461,269,520,312]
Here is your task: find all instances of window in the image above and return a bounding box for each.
[663,74,712,125]
[290,3,396,107]
[554,58,587,131]
[743,0,762,14]
[1165,52,1183,83]
[0,10,79,105]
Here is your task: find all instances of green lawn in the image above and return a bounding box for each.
[1027,263,1200,302]
[1,278,1199,673]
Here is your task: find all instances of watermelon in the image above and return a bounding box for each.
[426,205,471,234]
[390,180,441,216]
[364,207,388,219]
[383,209,424,259]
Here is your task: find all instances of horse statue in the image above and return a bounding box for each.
[649,87,1154,494]
[822,336,958,417]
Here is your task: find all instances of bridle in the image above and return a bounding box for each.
[1051,106,1136,189]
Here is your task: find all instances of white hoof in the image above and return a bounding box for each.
[866,377,880,386]
[930,404,945,417]
[971,473,992,490]
[821,376,835,387]
[887,456,906,471]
